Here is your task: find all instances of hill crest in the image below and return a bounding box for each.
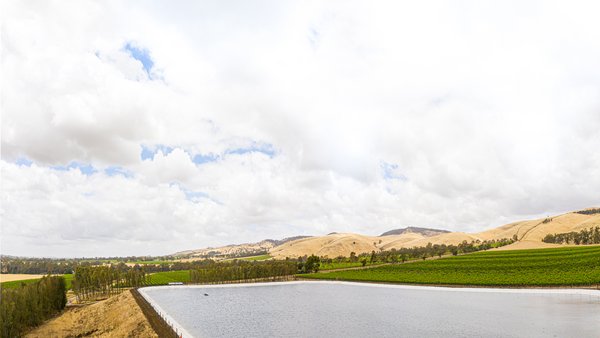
[380,226,450,237]
[175,207,600,259]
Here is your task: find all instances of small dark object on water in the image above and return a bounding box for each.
[204,293,209,296]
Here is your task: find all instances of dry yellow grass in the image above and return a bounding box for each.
[0,274,45,283]
[26,291,157,338]
[270,209,600,258]
[270,233,381,259]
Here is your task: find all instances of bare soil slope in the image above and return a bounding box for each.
[26,291,157,338]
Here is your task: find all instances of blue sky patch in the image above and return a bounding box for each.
[105,166,133,178]
[183,189,210,202]
[226,143,276,158]
[51,162,97,176]
[193,153,219,165]
[141,144,174,160]
[140,143,275,165]
[169,182,221,204]
[381,162,408,181]
[124,42,154,75]
[15,157,33,167]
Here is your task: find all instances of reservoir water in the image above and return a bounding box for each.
[140,281,600,338]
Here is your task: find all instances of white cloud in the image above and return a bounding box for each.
[1,0,600,256]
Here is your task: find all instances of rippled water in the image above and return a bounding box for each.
[141,282,600,338]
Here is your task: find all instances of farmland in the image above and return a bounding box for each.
[238,254,272,261]
[1,274,74,290]
[128,260,173,265]
[147,270,191,285]
[300,246,600,286]
[222,254,273,262]
[320,261,364,270]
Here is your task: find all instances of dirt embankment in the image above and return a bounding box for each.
[130,289,179,338]
[26,290,158,338]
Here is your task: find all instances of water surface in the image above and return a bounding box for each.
[141,282,600,338]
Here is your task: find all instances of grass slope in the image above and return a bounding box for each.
[238,254,272,261]
[320,262,364,270]
[300,246,600,286]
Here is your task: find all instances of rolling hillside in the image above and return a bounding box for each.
[269,208,600,258]
[173,236,311,259]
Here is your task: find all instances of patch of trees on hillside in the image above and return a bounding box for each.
[542,226,600,245]
[0,276,67,337]
[575,208,600,215]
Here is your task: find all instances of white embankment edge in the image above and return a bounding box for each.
[140,281,600,337]
[142,280,600,297]
[138,288,195,338]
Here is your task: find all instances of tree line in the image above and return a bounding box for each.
[309,238,516,267]
[0,255,181,275]
[0,258,77,274]
[0,276,67,337]
[0,255,241,275]
[542,226,600,245]
[72,265,148,302]
[190,260,298,283]
[574,208,600,215]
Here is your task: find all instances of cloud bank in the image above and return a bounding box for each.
[2,1,599,257]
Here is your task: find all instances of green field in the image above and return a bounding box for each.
[1,278,40,289]
[320,262,364,270]
[239,254,272,261]
[300,246,600,286]
[222,254,273,262]
[147,270,191,285]
[63,274,74,289]
[1,274,74,290]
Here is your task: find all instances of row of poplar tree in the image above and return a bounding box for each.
[72,266,148,301]
[0,276,67,337]
[190,260,297,283]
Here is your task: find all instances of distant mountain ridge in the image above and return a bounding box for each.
[379,226,450,237]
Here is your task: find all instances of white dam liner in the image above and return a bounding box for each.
[139,281,600,338]
[138,287,195,338]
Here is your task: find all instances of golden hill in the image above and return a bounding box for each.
[269,209,600,259]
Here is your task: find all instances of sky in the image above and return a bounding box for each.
[2,0,599,257]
